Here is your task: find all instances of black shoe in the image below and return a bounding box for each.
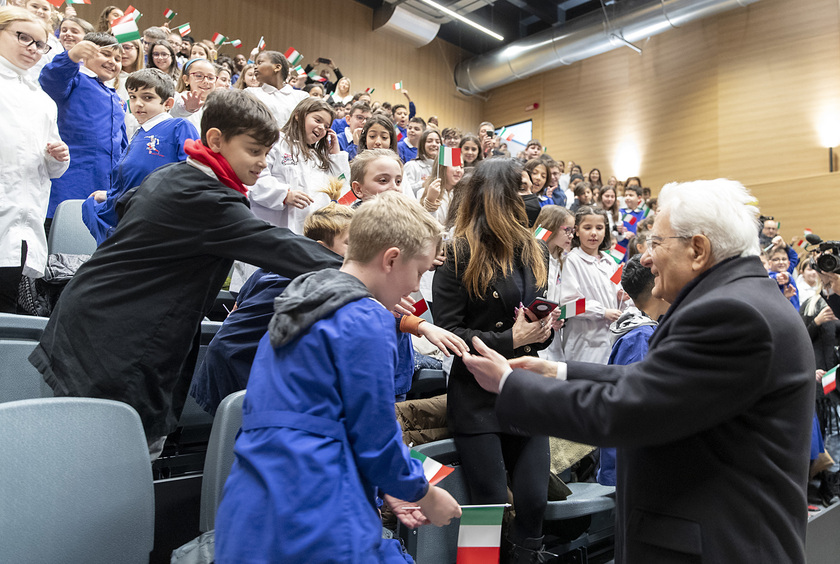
[509,536,558,564]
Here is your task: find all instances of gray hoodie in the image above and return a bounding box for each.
[268,269,371,348]
[609,306,658,345]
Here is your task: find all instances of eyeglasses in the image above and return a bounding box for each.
[152,52,172,59]
[189,72,217,83]
[7,30,51,54]
[644,235,691,252]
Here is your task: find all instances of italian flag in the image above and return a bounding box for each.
[163,8,176,20]
[65,0,91,5]
[293,65,305,77]
[176,22,191,37]
[456,505,505,564]
[607,249,624,264]
[257,36,266,50]
[504,132,515,141]
[622,213,637,226]
[823,366,838,394]
[412,298,429,317]
[47,0,64,6]
[534,226,552,242]
[497,127,515,141]
[498,126,508,138]
[557,298,586,320]
[308,69,326,82]
[111,15,141,44]
[284,47,303,66]
[438,146,462,167]
[124,5,141,21]
[229,39,242,48]
[211,33,227,46]
[365,87,375,94]
[393,81,403,90]
[337,190,358,206]
[796,229,813,248]
[614,240,628,256]
[610,263,624,285]
[410,449,453,485]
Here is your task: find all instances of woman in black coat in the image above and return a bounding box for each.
[432,158,556,562]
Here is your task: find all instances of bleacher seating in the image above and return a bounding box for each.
[0,313,52,403]
[47,199,97,256]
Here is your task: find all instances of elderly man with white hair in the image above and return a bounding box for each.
[464,179,814,564]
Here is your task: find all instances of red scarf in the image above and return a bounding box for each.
[184,139,248,196]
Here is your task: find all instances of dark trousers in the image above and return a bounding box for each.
[0,241,27,314]
[454,432,549,543]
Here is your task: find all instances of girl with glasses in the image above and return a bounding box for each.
[170,58,217,132]
[148,39,179,83]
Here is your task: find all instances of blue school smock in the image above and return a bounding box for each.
[214,297,428,564]
[618,207,646,235]
[395,101,417,140]
[398,139,417,163]
[337,126,359,160]
[39,51,128,218]
[81,115,198,245]
[331,116,347,134]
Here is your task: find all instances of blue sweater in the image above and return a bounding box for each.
[81,116,198,245]
[398,139,417,163]
[39,51,127,217]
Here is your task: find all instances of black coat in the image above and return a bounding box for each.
[30,162,341,438]
[432,243,550,434]
[496,256,814,563]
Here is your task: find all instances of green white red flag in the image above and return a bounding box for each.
[823,366,837,394]
[307,69,326,82]
[393,81,403,90]
[456,505,505,564]
[228,39,242,48]
[409,449,453,485]
[111,14,141,43]
[558,298,586,320]
[534,226,552,242]
[124,5,141,21]
[284,47,303,66]
[163,8,176,20]
[337,190,358,206]
[622,213,637,226]
[438,146,462,167]
[176,23,191,36]
[211,33,227,46]
[257,36,266,50]
[610,264,624,285]
[65,0,91,5]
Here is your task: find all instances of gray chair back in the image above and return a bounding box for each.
[48,199,97,255]
[0,313,53,403]
[199,389,245,532]
[0,397,155,564]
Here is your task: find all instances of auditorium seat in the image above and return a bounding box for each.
[0,397,155,564]
[48,199,97,256]
[0,313,52,403]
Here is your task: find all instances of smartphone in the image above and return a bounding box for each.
[486,130,494,138]
[317,57,330,64]
[527,297,558,319]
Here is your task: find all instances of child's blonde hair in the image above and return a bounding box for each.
[0,6,49,37]
[303,179,354,247]
[346,191,442,264]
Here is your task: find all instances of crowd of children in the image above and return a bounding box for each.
[2,1,838,562]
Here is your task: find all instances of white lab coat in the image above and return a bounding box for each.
[539,254,566,362]
[0,55,69,277]
[170,91,205,133]
[560,247,620,364]
[246,83,308,128]
[403,158,433,199]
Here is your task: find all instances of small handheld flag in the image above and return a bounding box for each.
[412,299,429,317]
[163,8,176,20]
[307,69,326,82]
[124,5,142,21]
[610,264,624,285]
[257,36,266,51]
[211,33,227,47]
[65,0,91,5]
[176,22,191,37]
[614,240,628,256]
[393,81,403,90]
[111,14,141,44]
[823,366,837,394]
[284,47,303,66]
[438,146,462,167]
[534,226,552,242]
[293,65,305,77]
[228,39,242,48]
[365,87,375,94]
[498,126,508,138]
[47,0,65,6]
[796,229,814,248]
[622,213,637,227]
[410,449,453,486]
[337,190,358,206]
[558,299,586,320]
[456,505,505,564]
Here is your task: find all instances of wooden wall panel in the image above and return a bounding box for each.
[71,0,483,132]
[482,0,840,235]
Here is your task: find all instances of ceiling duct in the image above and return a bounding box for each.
[373,4,441,48]
[454,0,761,94]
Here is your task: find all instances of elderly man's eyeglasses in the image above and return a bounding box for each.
[7,30,51,54]
[645,235,691,251]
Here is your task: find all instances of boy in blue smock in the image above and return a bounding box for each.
[82,68,199,245]
[618,185,647,236]
[397,116,425,163]
[39,32,127,227]
[214,191,462,564]
[599,255,670,485]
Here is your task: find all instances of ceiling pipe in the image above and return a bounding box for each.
[453,0,761,95]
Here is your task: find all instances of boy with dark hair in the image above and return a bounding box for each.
[39,31,127,226]
[391,88,416,139]
[523,138,542,161]
[30,89,342,459]
[214,191,462,562]
[619,184,646,235]
[337,100,371,160]
[398,116,425,163]
[598,254,670,485]
[81,68,199,244]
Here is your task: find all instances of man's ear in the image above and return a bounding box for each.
[690,234,713,271]
[381,247,401,273]
[205,128,224,153]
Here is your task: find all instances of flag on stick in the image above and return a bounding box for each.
[610,264,624,285]
[393,81,403,90]
[337,190,358,206]
[228,39,242,48]
[456,505,505,564]
[410,449,454,485]
[498,126,508,138]
[257,36,266,50]
[412,299,429,317]
[796,229,814,248]
[622,213,637,227]
[211,33,227,46]
[365,87,375,94]
[534,226,552,242]
[65,0,91,5]
[176,22,191,36]
[438,146,462,167]
[47,0,65,6]
[823,366,838,394]
[307,69,326,82]
[124,5,142,21]
[163,8,176,20]
[111,15,141,43]
[284,47,303,66]
[607,249,623,264]
[558,299,586,320]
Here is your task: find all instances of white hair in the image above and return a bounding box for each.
[658,179,760,264]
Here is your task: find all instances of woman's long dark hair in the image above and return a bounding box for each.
[281,97,336,171]
[359,113,398,154]
[452,159,547,298]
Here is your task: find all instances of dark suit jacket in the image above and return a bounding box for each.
[496,256,814,563]
[433,243,550,434]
